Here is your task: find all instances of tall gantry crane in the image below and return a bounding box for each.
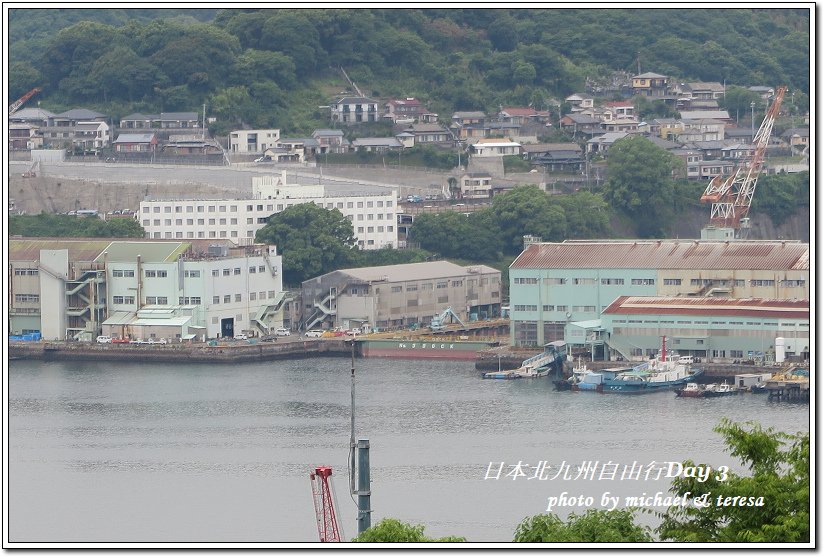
[9,87,42,116]
[310,466,342,542]
[700,86,786,237]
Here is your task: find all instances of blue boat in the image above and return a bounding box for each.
[568,365,628,392]
[602,357,703,394]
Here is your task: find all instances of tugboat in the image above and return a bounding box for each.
[601,336,704,394]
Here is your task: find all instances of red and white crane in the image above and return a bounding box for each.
[310,466,342,542]
[9,87,42,116]
[700,86,786,236]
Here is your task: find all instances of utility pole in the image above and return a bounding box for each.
[750,101,755,140]
[348,340,371,535]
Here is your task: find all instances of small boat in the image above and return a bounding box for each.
[482,370,520,380]
[750,382,769,394]
[703,382,738,397]
[553,358,590,390]
[570,366,626,392]
[675,382,705,397]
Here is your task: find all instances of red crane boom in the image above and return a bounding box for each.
[9,87,42,116]
[700,86,786,232]
[310,466,342,542]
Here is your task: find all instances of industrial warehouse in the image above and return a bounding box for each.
[508,239,809,363]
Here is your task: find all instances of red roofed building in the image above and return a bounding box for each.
[598,296,809,362]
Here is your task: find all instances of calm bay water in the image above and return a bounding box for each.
[8,357,809,544]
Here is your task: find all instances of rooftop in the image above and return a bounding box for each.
[510,240,810,271]
[335,261,499,283]
[603,296,809,320]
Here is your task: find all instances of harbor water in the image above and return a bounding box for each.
[8,357,810,544]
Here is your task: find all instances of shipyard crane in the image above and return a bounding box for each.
[310,466,342,542]
[700,86,786,238]
[9,87,42,116]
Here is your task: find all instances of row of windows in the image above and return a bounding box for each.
[144,296,169,305]
[356,226,394,233]
[211,291,277,304]
[14,268,39,275]
[15,294,39,303]
[112,296,136,304]
[112,269,135,277]
[144,270,168,278]
[516,277,805,288]
[145,199,394,214]
[611,319,802,327]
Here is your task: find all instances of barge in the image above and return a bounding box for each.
[356,337,499,360]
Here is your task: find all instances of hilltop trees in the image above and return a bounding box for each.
[9,8,808,132]
[601,136,682,238]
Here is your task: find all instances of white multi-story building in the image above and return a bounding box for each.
[229,129,281,154]
[9,239,286,341]
[139,172,399,249]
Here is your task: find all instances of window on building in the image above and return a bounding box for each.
[223,269,230,276]
[146,296,157,304]
[750,279,776,287]
[391,286,402,293]
[213,296,220,304]
[663,278,682,285]
[631,278,655,285]
[235,294,242,302]
[224,295,231,303]
[514,278,538,285]
[250,292,256,301]
[601,278,625,285]
[543,278,567,285]
[234,268,241,275]
[406,284,418,292]
[145,270,156,277]
[573,278,596,285]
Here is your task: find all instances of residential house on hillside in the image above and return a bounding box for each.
[113,133,158,153]
[452,111,486,126]
[459,172,493,199]
[586,131,629,154]
[9,124,43,150]
[678,110,732,124]
[604,100,635,119]
[680,118,726,141]
[162,134,221,155]
[781,128,810,150]
[38,108,110,152]
[565,94,594,112]
[312,129,349,154]
[9,107,54,127]
[452,121,489,141]
[403,123,452,145]
[470,138,521,157]
[330,96,379,124]
[524,143,585,173]
[632,72,670,97]
[497,107,548,125]
[351,137,403,152]
[383,97,437,123]
[120,112,201,131]
[724,127,755,144]
[559,114,602,137]
[228,129,281,154]
[679,81,725,100]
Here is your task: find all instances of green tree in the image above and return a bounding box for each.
[254,203,357,286]
[351,518,465,542]
[601,136,681,238]
[513,509,653,542]
[658,419,810,543]
[491,185,566,254]
[555,191,611,239]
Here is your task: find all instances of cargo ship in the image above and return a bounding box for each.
[356,337,499,360]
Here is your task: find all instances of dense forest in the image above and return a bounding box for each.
[8,8,810,134]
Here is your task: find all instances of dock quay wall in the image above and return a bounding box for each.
[9,339,352,364]
[475,348,788,382]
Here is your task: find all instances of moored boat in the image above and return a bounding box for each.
[483,342,565,379]
[602,337,703,394]
[702,382,738,397]
[675,382,704,397]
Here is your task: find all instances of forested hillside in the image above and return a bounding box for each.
[8,8,810,134]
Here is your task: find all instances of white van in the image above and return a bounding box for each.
[96,335,112,344]
[678,356,695,365]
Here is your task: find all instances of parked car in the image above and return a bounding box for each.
[147,338,167,345]
[274,328,291,337]
[347,327,362,336]
[130,338,146,344]
[234,334,248,340]
[304,329,324,338]
[96,335,112,344]
[112,337,130,344]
